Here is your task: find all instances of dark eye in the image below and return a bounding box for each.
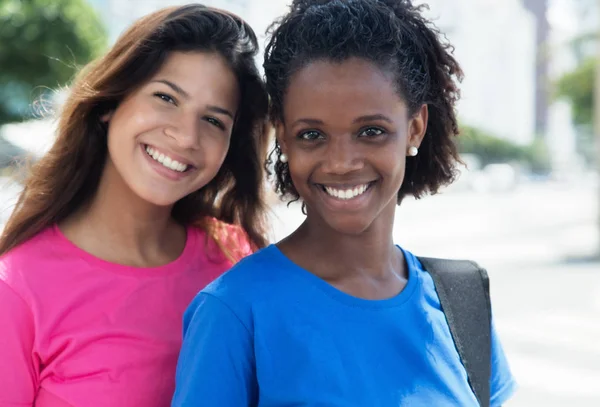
[154,92,176,105]
[359,127,385,138]
[205,117,225,130]
[297,130,324,141]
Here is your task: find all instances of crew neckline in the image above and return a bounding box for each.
[51,224,200,276]
[267,244,420,309]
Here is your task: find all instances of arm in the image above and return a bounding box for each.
[0,280,38,406]
[171,293,257,407]
[490,321,517,407]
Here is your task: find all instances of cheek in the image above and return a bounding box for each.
[391,157,408,189]
[286,160,308,189]
[391,157,407,181]
[381,138,407,174]
[108,102,165,146]
[129,109,162,133]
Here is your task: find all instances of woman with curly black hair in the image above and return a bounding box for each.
[172,1,516,406]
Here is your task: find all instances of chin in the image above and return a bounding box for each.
[135,187,185,208]
[143,196,179,207]
[322,216,374,236]
[146,196,179,207]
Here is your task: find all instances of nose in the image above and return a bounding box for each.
[322,136,364,175]
[165,113,201,150]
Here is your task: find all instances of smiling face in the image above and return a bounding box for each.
[103,51,239,207]
[277,57,427,235]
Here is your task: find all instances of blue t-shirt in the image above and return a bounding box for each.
[172,245,516,407]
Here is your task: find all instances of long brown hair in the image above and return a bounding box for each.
[0,5,270,259]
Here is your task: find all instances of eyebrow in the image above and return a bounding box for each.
[292,118,324,127]
[292,114,392,127]
[353,114,393,124]
[152,79,234,119]
[152,79,190,99]
[207,105,234,119]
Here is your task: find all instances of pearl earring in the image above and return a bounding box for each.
[408,146,418,157]
[280,153,288,163]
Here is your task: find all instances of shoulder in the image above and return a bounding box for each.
[397,247,430,287]
[197,245,293,315]
[203,245,285,297]
[403,248,488,286]
[185,244,312,338]
[401,247,493,311]
[0,226,62,302]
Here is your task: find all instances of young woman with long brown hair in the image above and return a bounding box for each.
[0,4,268,406]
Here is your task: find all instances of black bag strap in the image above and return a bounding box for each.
[417,257,491,407]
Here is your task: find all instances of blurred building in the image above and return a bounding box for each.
[523,0,550,139]
[91,0,250,42]
[418,0,537,146]
[420,0,597,172]
[89,0,288,64]
[545,0,598,172]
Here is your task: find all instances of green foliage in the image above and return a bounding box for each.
[555,57,595,127]
[554,58,598,164]
[0,0,107,125]
[459,126,527,163]
[521,138,552,174]
[458,126,551,173]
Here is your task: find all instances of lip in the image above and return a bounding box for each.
[143,143,195,167]
[314,181,376,211]
[318,182,374,189]
[141,144,195,181]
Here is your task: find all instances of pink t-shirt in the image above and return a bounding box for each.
[0,224,249,407]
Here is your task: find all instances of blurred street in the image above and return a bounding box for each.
[268,177,600,407]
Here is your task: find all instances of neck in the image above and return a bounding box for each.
[60,159,186,266]
[284,201,403,282]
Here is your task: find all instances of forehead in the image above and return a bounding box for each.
[283,58,406,122]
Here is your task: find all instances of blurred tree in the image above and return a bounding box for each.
[556,58,595,127]
[595,0,600,259]
[555,58,597,164]
[552,0,600,165]
[458,125,551,174]
[0,0,107,125]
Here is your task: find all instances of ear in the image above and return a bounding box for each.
[100,111,114,123]
[408,104,428,148]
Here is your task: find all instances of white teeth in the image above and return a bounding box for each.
[324,184,369,200]
[144,145,188,172]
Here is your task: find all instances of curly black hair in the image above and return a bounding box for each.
[264,0,464,203]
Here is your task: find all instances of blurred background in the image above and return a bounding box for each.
[1,0,599,405]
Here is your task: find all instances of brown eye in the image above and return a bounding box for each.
[297,130,323,141]
[359,127,385,138]
[205,117,225,130]
[154,92,177,105]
